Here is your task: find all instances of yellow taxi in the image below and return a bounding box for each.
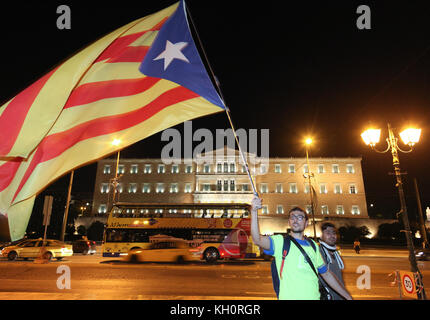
[1,239,73,261]
[124,240,202,263]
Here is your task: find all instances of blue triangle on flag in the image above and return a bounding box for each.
[139,1,225,109]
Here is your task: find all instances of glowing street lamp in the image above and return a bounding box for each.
[361,123,426,299]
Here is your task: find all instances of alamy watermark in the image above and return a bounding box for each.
[160,121,270,169]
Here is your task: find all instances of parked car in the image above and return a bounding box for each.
[1,239,73,261]
[124,240,202,263]
[415,248,430,261]
[72,239,97,255]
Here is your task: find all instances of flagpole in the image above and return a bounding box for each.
[185,1,259,197]
[60,170,74,242]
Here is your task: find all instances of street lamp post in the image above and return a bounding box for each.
[305,138,317,240]
[109,139,122,208]
[361,123,426,300]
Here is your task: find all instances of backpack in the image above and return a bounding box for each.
[270,235,316,298]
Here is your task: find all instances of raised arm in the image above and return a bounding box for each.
[250,196,271,250]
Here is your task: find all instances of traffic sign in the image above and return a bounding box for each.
[399,271,417,299]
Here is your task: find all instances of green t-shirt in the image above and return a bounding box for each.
[269,235,327,300]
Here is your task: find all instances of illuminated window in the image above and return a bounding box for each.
[304,183,310,194]
[321,205,329,215]
[351,205,360,215]
[275,164,282,173]
[100,183,109,194]
[230,179,235,191]
[156,183,165,193]
[289,183,298,194]
[130,164,138,174]
[128,183,137,193]
[171,164,179,174]
[332,164,339,173]
[184,183,192,193]
[170,183,179,193]
[98,204,107,214]
[276,183,283,193]
[303,164,309,174]
[144,164,152,174]
[260,165,267,174]
[336,205,344,215]
[306,205,312,214]
[117,165,125,174]
[349,184,357,194]
[276,205,284,214]
[158,164,165,174]
[289,164,295,173]
[346,164,355,174]
[260,183,268,193]
[185,165,193,173]
[142,183,151,193]
[262,205,269,214]
[203,164,211,173]
[230,163,235,173]
[319,183,327,194]
[334,183,342,194]
[318,164,324,173]
[103,165,111,174]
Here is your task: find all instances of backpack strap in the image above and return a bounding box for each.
[279,235,291,279]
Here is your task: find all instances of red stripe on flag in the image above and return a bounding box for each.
[64,77,161,109]
[94,17,167,64]
[106,46,150,63]
[0,68,58,156]
[12,86,199,202]
[0,160,22,192]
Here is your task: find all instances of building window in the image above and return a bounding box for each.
[144,164,152,174]
[142,183,151,193]
[230,179,235,191]
[203,184,211,192]
[262,205,269,214]
[351,205,360,215]
[319,183,327,194]
[242,165,247,173]
[260,183,268,193]
[158,164,165,174]
[223,180,229,191]
[242,184,249,192]
[336,205,344,215]
[305,205,312,214]
[171,164,179,174]
[346,164,355,174]
[185,164,193,173]
[318,164,324,174]
[289,183,298,194]
[170,183,179,193]
[276,183,283,193]
[303,164,309,174]
[98,204,107,214]
[260,165,267,174]
[321,205,329,215]
[275,164,282,173]
[277,205,284,214]
[116,183,124,193]
[334,183,342,194]
[217,180,222,191]
[217,163,222,173]
[117,165,125,174]
[185,183,192,193]
[304,183,310,194]
[288,164,295,173]
[223,163,229,173]
[203,164,211,173]
[130,164,138,174]
[100,183,109,194]
[230,163,235,173]
[103,165,111,174]
[349,184,357,194]
[332,164,339,173]
[156,183,165,193]
[128,183,137,193]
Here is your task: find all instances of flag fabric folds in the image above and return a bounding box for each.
[0,0,225,241]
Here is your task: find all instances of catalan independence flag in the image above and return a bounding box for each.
[0,1,225,241]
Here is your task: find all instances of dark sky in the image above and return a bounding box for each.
[1,1,430,219]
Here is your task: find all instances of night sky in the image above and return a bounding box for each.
[1,1,430,221]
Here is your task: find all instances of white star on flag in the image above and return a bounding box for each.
[154,40,190,71]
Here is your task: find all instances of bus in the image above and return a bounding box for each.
[102,202,253,262]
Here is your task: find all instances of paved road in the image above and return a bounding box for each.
[0,248,428,300]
